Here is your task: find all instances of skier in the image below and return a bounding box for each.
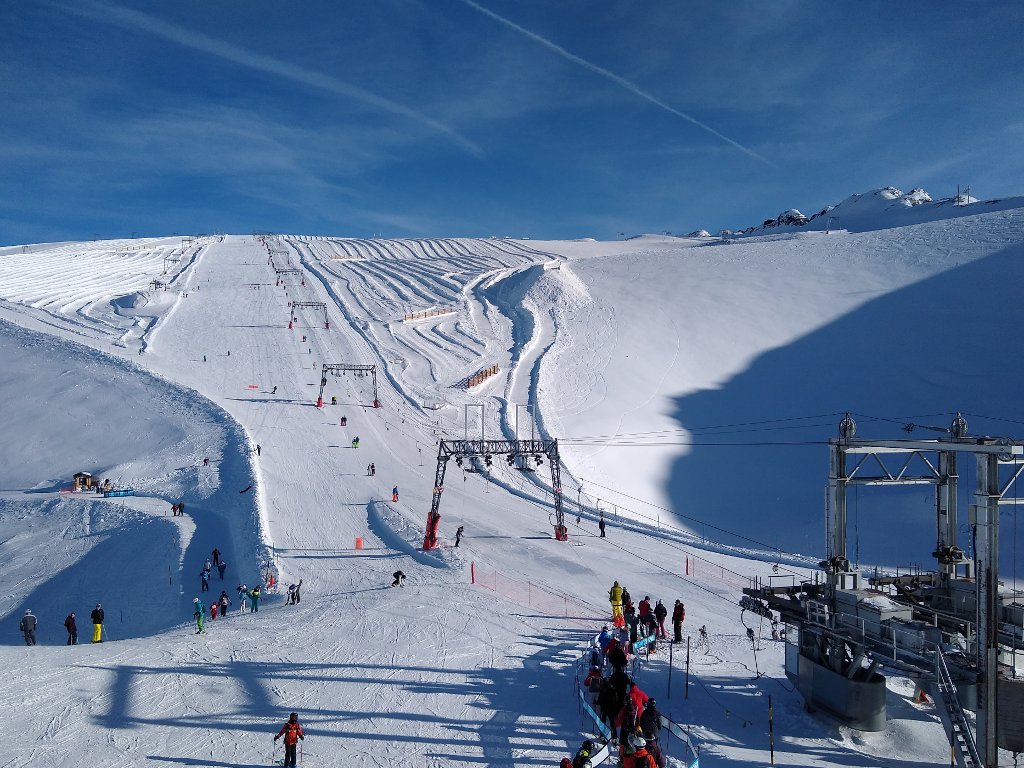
[671,600,685,643]
[212,548,221,567]
[571,739,596,768]
[391,570,406,587]
[340,416,347,427]
[236,584,249,613]
[271,386,277,394]
[273,712,305,767]
[367,463,372,476]
[287,579,303,605]
[391,485,399,502]
[609,580,624,621]
[654,599,668,639]
[249,585,261,613]
[65,612,78,645]
[455,525,464,547]
[211,601,219,620]
[639,699,666,767]
[204,558,212,572]
[638,596,651,622]
[193,597,205,634]
[218,591,231,617]
[256,444,261,456]
[351,436,359,449]
[200,569,210,592]
[217,560,227,580]
[20,609,37,645]
[599,515,606,537]
[91,603,104,643]
[626,734,657,768]
[369,463,375,476]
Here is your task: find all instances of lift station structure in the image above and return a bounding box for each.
[289,301,328,330]
[422,438,566,550]
[744,413,1024,767]
[316,363,380,409]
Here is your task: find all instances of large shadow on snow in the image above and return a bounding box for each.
[668,244,1024,566]
[91,628,587,766]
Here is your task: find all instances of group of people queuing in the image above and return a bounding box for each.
[572,621,666,768]
[608,582,686,648]
[200,547,229,591]
[19,603,106,646]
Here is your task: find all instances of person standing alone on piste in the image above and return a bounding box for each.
[91,603,104,643]
[273,712,305,767]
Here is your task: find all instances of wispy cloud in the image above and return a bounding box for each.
[52,0,482,157]
[455,0,773,166]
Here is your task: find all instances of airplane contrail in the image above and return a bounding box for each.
[457,0,773,166]
[57,1,483,157]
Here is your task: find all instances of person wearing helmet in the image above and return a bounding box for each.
[671,599,685,643]
[571,738,595,768]
[584,665,603,707]
[193,597,205,634]
[639,698,665,767]
[654,599,668,639]
[273,711,304,767]
[637,596,651,621]
[90,603,104,643]
[625,733,656,768]
[20,609,37,645]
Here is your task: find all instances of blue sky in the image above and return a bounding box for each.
[2,1,1023,244]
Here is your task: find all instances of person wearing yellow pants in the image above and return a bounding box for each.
[90,603,104,643]
[609,580,623,621]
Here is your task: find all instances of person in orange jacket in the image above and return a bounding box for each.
[274,712,304,767]
[624,734,657,768]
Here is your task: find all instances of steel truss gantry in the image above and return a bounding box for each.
[316,363,379,409]
[289,301,328,329]
[828,414,1024,766]
[422,438,566,550]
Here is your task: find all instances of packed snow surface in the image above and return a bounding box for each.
[0,193,1022,766]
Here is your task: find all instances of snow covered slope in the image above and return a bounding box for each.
[0,197,1021,766]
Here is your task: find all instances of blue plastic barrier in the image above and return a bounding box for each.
[103,488,136,498]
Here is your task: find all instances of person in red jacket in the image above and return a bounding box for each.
[274,712,304,767]
[637,596,651,620]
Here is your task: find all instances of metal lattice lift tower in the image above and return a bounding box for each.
[316,364,380,409]
[422,438,566,550]
[289,301,329,330]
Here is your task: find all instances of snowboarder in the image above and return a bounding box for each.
[599,515,606,537]
[20,609,37,645]
[273,712,304,767]
[671,600,685,643]
[65,612,78,645]
[200,569,210,592]
[609,580,623,621]
[249,585,261,612]
[391,485,399,502]
[236,584,249,613]
[212,548,221,567]
[217,560,227,580]
[91,603,104,643]
[219,591,231,617]
[287,579,303,605]
[193,597,205,634]
[455,525,464,547]
[391,570,406,587]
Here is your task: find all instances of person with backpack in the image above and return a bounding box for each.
[200,569,210,592]
[218,591,231,617]
[20,610,38,645]
[249,585,261,613]
[584,665,603,708]
[639,699,666,768]
[625,734,657,768]
[193,597,205,634]
[273,712,304,767]
[65,612,78,644]
[90,603,104,643]
[671,600,685,643]
[653,600,668,639]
